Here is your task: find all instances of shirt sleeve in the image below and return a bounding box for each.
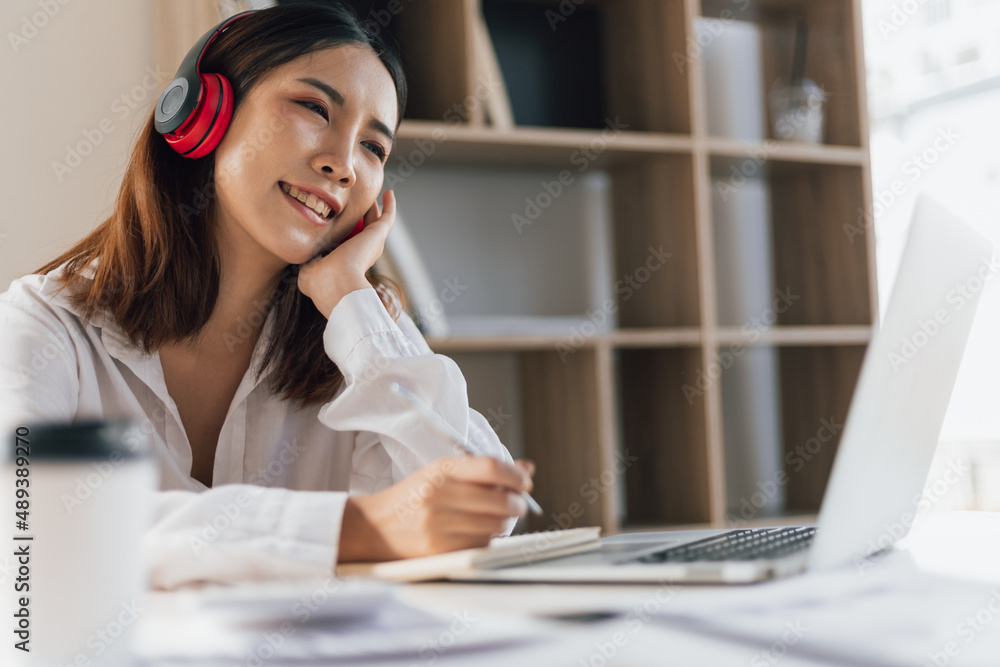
[141,485,345,590]
[0,284,346,591]
[0,282,80,447]
[318,287,518,535]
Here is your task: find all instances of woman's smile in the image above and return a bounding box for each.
[279,181,339,227]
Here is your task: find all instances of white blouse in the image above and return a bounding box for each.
[0,261,515,590]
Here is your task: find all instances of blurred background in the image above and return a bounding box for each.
[863,0,1000,511]
[0,2,156,279]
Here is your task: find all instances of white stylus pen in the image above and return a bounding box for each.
[389,382,543,516]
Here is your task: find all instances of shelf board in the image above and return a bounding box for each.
[426,328,703,352]
[713,325,873,346]
[706,136,868,166]
[425,332,603,352]
[424,326,870,352]
[394,120,693,168]
[393,123,866,169]
[607,328,703,347]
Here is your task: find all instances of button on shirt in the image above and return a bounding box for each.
[0,261,515,590]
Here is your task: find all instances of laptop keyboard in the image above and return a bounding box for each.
[635,526,816,563]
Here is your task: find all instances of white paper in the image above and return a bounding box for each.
[651,551,1000,666]
[133,581,560,663]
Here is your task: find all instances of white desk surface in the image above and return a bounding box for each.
[139,511,1000,667]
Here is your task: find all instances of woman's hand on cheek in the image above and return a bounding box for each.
[296,189,395,319]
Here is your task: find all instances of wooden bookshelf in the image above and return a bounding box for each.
[397,0,875,534]
[156,0,876,535]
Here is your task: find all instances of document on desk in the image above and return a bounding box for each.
[134,577,575,664]
[649,551,1000,667]
[336,526,602,582]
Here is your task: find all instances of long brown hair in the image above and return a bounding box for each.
[30,2,408,408]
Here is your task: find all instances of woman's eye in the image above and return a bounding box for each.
[363,141,386,162]
[296,99,385,162]
[297,100,328,120]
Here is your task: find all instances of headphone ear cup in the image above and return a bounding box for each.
[163,73,235,159]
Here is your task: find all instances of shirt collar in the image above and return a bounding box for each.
[69,258,280,393]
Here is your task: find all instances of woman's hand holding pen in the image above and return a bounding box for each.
[337,456,536,562]
[297,190,396,319]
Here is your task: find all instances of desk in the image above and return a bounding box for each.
[137,511,1000,666]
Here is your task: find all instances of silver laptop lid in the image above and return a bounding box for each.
[808,195,994,571]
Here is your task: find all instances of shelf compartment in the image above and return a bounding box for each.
[602,0,692,134]
[477,0,691,133]
[481,0,606,129]
[718,343,865,523]
[700,0,864,148]
[777,345,865,513]
[388,164,617,338]
[770,161,872,326]
[393,121,693,169]
[521,348,611,532]
[618,346,712,526]
[341,0,475,123]
[709,157,873,327]
[443,348,612,532]
[719,344,786,523]
[442,351,529,461]
[611,155,702,328]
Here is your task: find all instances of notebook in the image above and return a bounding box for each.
[335,527,601,582]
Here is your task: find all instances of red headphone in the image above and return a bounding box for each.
[154,10,365,239]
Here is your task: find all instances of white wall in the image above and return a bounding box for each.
[0,0,157,288]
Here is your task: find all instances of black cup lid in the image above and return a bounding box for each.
[8,419,152,461]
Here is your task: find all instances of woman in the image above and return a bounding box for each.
[0,3,533,590]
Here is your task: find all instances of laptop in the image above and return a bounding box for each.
[451,194,995,584]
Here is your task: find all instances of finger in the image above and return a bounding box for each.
[514,459,534,493]
[365,190,394,230]
[379,189,395,225]
[437,481,527,518]
[447,456,531,492]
